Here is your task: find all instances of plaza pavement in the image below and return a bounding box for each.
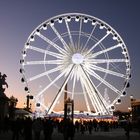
[0,128,139,140]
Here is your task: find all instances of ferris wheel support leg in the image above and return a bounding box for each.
[80,78,91,112]
[71,72,76,100]
[80,72,99,113]
[80,66,103,113]
[80,65,110,115]
[84,76,103,113]
[87,74,110,115]
[46,65,74,115]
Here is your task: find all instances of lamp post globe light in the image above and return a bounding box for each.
[20,13,131,116]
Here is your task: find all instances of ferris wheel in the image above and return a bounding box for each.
[20,13,131,115]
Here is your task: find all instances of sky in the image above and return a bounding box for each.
[0,0,140,112]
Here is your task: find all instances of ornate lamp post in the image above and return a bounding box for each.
[25,93,33,111]
[64,97,74,121]
[129,95,134,121]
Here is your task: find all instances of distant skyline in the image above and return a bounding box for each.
[0,0,140,112]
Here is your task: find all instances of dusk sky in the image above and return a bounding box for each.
[0,0,140,112]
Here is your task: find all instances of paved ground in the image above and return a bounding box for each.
[0,128,140,140]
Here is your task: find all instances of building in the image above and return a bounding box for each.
[0,92,9,121]
[131,99,140,122]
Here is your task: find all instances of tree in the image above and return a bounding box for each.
[0,72,8,94]
[9,96,18,119]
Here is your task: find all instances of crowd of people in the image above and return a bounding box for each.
[0,116,123,140]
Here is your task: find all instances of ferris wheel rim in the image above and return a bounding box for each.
[20,13,131,115]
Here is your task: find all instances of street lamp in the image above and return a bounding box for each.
[129,95,134,121]
[25,92,33,111]
[130,95,133,102]
[23,103,26,108]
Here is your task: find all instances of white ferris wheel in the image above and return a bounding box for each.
[20,13,131,115]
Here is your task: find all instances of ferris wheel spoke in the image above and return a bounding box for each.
[78,18,83,48]
[88,58,128,64]
[84,66,121,95]
[65,19,75,48]
[37,33,67,55]
[36,67,70,97]
[90,44,121,58]
[29,45,63,59]
[89,65,126,78]
[80,76,91,112]
[25,60,63,65]
[71,71,76,100]
[84,70,110,114]
[47,65,74,114]
[28,65,63,82]
[110,63,123,74]
[80,74,98,113]
[45,50,64,59]
[85,32,110,56]
[82,23,97,52]
[80,65,109,114]
[50,24,71,52]
[29,45,46,53]
[86,76,109,108]
[83,72,107,114]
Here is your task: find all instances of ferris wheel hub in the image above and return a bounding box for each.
[72,53,84,64]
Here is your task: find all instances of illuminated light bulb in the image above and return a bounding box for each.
[113,34,117,40]
[106,28,112,34]
[20,59,24,64]
[22,63,25,66]
[22,53,26,58]
[43,24,47,30]
[84,17,88,23]
[30,35,34,41]
[75,16,80,22]
[119,41,123,45]
[118,42,123,47]
[122,51,127,55]
[67,16,71,22]
[36,29,40,35]
[58,17,63,23]
[99,23,104,29]
[50,20,54,26]
[22,50,27,58]
[92,19,96,25]
[25,43,30,49]
[125,59,129,63]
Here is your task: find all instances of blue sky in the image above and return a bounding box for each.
[0,0,140,111]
